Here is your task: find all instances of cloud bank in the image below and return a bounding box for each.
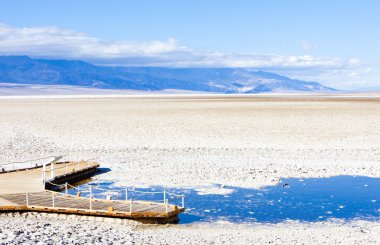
[0,23,377,90]
[0,23,182,57]
[0,23,342,68]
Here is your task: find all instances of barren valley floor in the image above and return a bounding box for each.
[1,94,380,244]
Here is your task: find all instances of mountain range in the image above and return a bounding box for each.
[0,56,336,93]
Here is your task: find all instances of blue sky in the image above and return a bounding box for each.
[0,0,379,90]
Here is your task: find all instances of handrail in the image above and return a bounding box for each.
[67,183,76,189]
[42,160,98,181]
[1,156,63,174]
[21,183,185,213]
[45,181,77,190]
[0,156,63,166]
[42,161,92,173]
[64,183,185,209]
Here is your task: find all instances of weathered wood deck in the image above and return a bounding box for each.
[0,191,184,223]
[0,158,185,223]
[0,160,100,194]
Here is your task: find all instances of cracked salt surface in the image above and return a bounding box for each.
[66,175,380,224]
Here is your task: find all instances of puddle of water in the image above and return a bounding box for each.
[64,175,380,224]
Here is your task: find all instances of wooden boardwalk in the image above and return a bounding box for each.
[0,157,185,223]
[0,191,184,223]
[0,160,100,194]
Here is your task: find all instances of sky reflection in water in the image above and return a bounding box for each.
[66,176,380,224]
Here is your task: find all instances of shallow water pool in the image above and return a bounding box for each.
[65,175,380,224]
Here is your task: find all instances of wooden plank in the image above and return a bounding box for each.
[0,191,183,221]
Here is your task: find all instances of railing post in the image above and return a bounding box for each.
[163,190,166,204]
[52,193,55,208]
[182,194,185,208]
[89,185,93,210]
[51,162,55,179]
[42,164,46,184]
[65,182,68,195]
[165,199,169,213]
[26,193,29,206]
[125,189,128,201]
[130,198,133,213]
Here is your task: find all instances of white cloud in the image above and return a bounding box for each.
[0,23,345,70]
[161,53,343,69]
[0,23,183,58]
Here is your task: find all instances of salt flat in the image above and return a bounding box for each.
[1,94,380,243]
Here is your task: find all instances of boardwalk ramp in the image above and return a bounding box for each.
[0,191,184,223]
[0,157,185,223]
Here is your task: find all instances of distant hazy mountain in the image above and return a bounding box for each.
[0,56,336,93]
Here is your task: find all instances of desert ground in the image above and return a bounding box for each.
[1,94,380,244]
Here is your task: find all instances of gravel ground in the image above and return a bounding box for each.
[0,213,380,245]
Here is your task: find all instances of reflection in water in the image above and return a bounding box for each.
[65,176,380,224]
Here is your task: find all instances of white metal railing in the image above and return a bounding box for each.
[0,156,62,173]
[9,181,185,214]
[0,156,96,183]
[45,181,76,194]
[43,182,186,213]
[42,158,100,184]
[23,187,185,214]
[42,160,93,182]
[24,192,62,209]
[113,187,185,210]
[124,188,186,213]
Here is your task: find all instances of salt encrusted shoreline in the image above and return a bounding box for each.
[0,213,379,244]
[1,95,380,244]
